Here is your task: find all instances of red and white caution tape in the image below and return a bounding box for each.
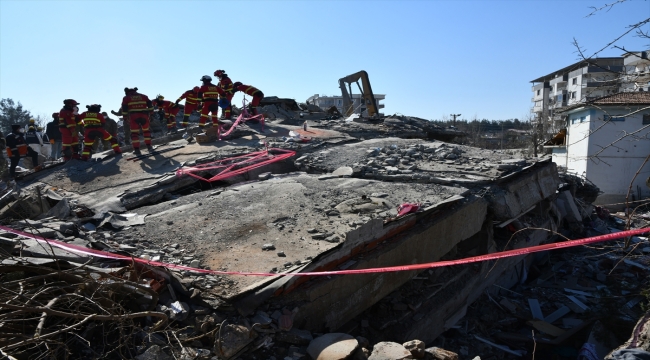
[219,112,265,140]
[175,148,295,183]
[2,225,647,277]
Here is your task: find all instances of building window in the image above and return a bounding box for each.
[572,78,577,85]
[537,90,540,96]
[604,115,625,122]
[570,92,576,99]
[643,114,650,125]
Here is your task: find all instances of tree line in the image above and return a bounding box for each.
[0,98,49,136]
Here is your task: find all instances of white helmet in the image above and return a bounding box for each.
[200,75,212,82]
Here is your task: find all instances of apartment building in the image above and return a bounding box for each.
[306,94,386,117]
[621,51,650,92]
[530,57,624,132]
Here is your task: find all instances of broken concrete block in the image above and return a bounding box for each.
[308,333,359,360]
[369,342,412,360]
[559,191,582,222]
[215,324,256,359]
[333,166,354,177]
[136,345,172,360]
[403,339,426,359]
[324,235,340,243]
[424,347,458,360]
[262,243,275,250]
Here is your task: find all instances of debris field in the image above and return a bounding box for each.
[0,108,649,360]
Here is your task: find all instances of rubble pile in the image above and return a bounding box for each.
[0,105,649,359]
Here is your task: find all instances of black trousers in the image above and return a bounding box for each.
[10,147,39,178]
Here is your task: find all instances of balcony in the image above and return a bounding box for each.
[586,65,624,73]
[585,80,619,87]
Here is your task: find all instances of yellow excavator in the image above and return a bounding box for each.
[339,71,378,117]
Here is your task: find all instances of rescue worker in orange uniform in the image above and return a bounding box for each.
[58,99,81,161]
[197,75,226,129]
[175,87,200,128]
[78,104,122,160]
[153,95,181,133]
[6,124,39,178]
[232,82,265,116]
[121,87,154,154]
[214,70,234,119]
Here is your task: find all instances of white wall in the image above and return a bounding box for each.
[564,109,591,177]
[562,106,650,205]
[586,107,650,204]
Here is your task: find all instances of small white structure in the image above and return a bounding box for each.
[549,92,650,205]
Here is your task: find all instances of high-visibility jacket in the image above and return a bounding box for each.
[156,100,178,115]
[122,92,153,114]
[198,83,225,102]
[58,108,79,130]
[218,76,233,97]
[234,84,263,97]
[5,133,29,157]
[78,112,106,128]
[177,90,200,105]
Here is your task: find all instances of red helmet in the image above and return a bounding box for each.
[63,99,79,106]
[193,86,199,92]
[214,69,225,77]
[52,112,59,119]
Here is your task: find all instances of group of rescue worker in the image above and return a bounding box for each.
[52,69,264,162]
[3,69,264,179]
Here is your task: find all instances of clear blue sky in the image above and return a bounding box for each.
[1,0,647,122]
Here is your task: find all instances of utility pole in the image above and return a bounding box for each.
[450,114,461,127]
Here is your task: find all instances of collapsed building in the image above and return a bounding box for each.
[0,105,648,360]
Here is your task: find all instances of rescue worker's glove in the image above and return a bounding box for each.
[175,100,180,105]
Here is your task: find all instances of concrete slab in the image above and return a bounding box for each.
[131,173,467,297]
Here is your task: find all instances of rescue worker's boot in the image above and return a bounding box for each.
[146,145,154,153]
[133,148,141,156]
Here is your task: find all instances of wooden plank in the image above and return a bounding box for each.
[528,299,544,320]
[544,306,571,324]
[527,320,566,337]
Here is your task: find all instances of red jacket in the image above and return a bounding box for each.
[156,100,177,115]
[122,92,153,114]
[177,90,200,105]
[58,108,79,130]
[198,83,225,102]
[234,84,262,97]
[78,111,106,128]
[218,76,233,97]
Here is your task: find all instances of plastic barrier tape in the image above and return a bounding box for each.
[2,225,647,277]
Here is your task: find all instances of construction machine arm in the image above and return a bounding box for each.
[338,70,378,117]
